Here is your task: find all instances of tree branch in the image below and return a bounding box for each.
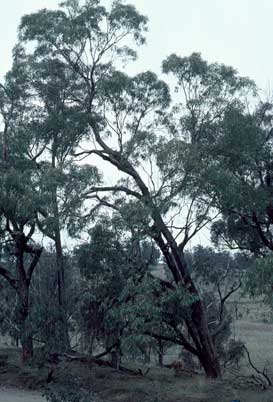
[27,246,43,285]
[0,264,17,290]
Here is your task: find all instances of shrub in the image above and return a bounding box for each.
[44,383,94,402]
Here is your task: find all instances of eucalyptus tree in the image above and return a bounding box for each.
[187,247,246,354]
[18,0,255,377]
[206,101,273,305]
[188,246,245,317]
[164,55,273,310]
[206,102,273,254]
[0,41,100,356]
[73,213,161,367]
[0,47,43,361]
[75,217,130,365]
[29,249,79,352]
[27,56,101,350]
[0,167,43,362]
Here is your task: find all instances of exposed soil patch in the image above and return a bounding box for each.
[0,387,45,402]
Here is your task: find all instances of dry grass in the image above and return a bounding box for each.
[1,298,273,402]
[236,320,273,373]
[2,352,273,402]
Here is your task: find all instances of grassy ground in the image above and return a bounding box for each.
[2,347,273,402]
[1,299,273,402]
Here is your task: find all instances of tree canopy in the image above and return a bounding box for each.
[1,0,273,382]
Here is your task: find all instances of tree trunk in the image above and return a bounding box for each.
[76,123,222,378]
[158,339,164,367]
[52,189,71,352]
[15,237,33,362]
[144,344,151,364]
[110,341,122,370]
[198,351,221,379]
[55,231,70,351]
[109,332,122,370]
[0,231,42,362]
[17,284,33,363]
[188,301,221,378]
[20,324,33,363]
[153,221,221,378]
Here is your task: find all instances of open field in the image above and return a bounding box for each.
[236,320,273,376]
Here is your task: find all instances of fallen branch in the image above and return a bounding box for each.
[243,345,272,388]
[93,342,119,359]
[137,367,150,377]
[50,352,146,376]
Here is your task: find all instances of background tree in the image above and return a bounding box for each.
[30,56,100,351]
[0,47,43,361]
[74,214,161,367]
[200,100,273,310]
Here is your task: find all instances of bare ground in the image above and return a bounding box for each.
[0,387,45,402]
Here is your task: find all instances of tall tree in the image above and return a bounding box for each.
[17,0,256,378]
[28,56,100,350]
[0,42,100,356]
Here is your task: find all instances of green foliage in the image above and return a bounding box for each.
[2,0,273,376]
[162,52,255,99]
[245,257,273,306]
[19,0,147,62]
[187,245,246,288]
[119,272,197,342]
[211,216,265,253]
[76,217,127,277]
[73,216,161,355]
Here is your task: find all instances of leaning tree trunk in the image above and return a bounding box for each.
[152,217,221,378]
[82,123,221,378]
[185,298,221,378]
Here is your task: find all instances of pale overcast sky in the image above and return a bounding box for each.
[1,0,273,91]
